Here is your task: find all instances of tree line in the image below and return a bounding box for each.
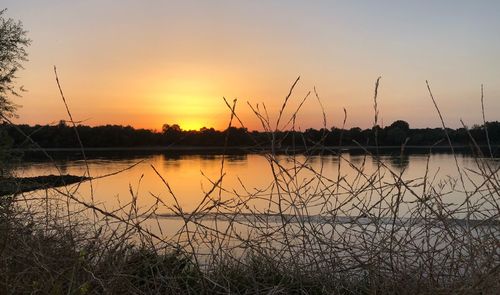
[2,119,500,149]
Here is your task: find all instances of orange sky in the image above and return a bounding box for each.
[4,1,500,131]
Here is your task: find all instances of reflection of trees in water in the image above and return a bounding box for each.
[160,153,182,168]
[226,154,247,163]
[462,155,500,171]
[363,151,410,170]
[200,154,218,161]
[388,154,410,170]
[347,153,368,169]
[306,155,320,164]
[159,153,248,169]
[56,161,69,175]
[328,154,341,164]
[199,154,247,163]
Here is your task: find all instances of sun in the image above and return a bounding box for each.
[180,119,205,131]
[148,76,227,131]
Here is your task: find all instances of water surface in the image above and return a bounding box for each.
[14,152,496,214]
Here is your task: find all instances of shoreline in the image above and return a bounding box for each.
[0,175,90,196]
[8,144,498,153]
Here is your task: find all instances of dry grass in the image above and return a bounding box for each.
[0,77,499,294]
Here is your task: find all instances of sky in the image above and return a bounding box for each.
[3,0,500,131]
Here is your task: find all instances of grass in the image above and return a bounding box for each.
[0,77,499,294]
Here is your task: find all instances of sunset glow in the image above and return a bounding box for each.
[177,120,205,132]
[3,0,500,130]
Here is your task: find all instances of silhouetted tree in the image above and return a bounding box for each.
[225,127,251,146]
[386,128,407,145]
[4,121,500,150]
[389,120,410,132]
[162,123,182,144]
[162,124,181,133]
[0,9,30,121]
[0,10,29,176]
[384,120,409,145]
[0,126,14,176]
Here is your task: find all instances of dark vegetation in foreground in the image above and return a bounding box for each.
[4,119,500,149]
[0,212,387,294]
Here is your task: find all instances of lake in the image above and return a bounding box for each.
[13,151,498,216]
[12,150,499,262]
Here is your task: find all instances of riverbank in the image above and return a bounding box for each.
[9,144,498,152]
[8,144,499,160]
[0,175,90,196]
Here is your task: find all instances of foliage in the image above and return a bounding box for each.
[0,9,29,177]
[0,126,14,176]
[0,9,30,120]
[389,119,410,131]
[4,120,500,153]
[0,210,202,294]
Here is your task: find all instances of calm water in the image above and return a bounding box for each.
[12,152,499,267]
[14,152,497,215]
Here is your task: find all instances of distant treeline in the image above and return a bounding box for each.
[2,120,500,149]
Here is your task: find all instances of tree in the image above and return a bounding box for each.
[386,120,410,145]
[0,9,30,121]
[389,120,410,132]
[162,123,182,144]
[162,123,182,133]
[0,9,29,177]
